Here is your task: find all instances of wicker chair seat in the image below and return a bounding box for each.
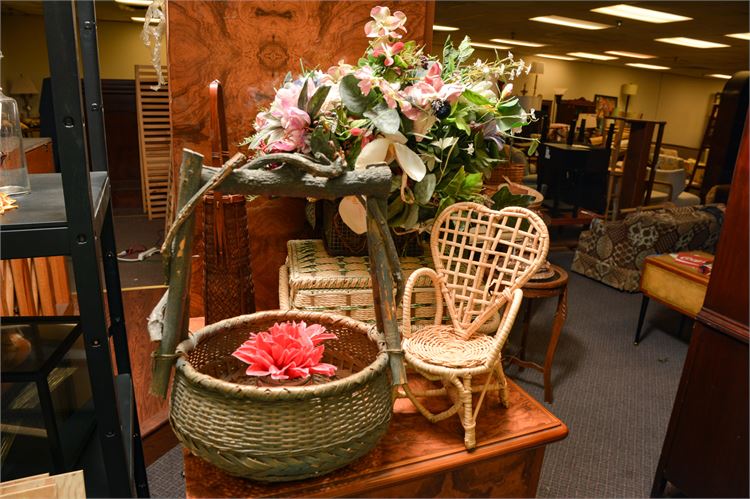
[403,326,494,369]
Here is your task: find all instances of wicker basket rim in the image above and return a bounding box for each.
[174,310,390,400]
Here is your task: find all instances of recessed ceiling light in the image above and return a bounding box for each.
[433,25,459,32]
[469,42,511,50]
[656,37,730,49]
[131,16,158,23]
[706,74,732,79]
[726,33,750,40]
[627,63,670,70]
[116,0,152,6]
[591,4,691,23]
[605,50,656,59]
[530,15,611,31]
[490,38,546,48]
[568,52,619,61]
[535,53,579,61]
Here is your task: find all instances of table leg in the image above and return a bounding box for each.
[519,299,534,371]
[634,295,650,345]
[543,286,567,404]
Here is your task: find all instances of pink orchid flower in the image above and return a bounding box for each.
[355,66,375,96]
[401,62,464,120]
[232,321,338,380]
[364,6,407,41]
[371,40,405,67]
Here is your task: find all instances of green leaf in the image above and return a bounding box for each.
[498,96,520,109]
[456,36,474,64]
[414,174,436,204]
[463,88,492,107]
[387,195,405,221]
[364,102,400,135]
[454,115,471,135]
[283,72,293,85]
[491,186,536,210]
[340,74,369,115]
[396,204,419,229]
[528,140,539,156]
[310,126,334,159]
[390,174,402,193]
[462,172,483,193]
[306,85,331,117]
[444,167,467,197]
[437,195,456,216]
[297,79,309,110]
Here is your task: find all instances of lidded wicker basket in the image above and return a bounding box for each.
[169,310,392,482]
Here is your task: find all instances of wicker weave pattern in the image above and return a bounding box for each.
[282,240,446,325]
[287,239,434,290]
[169,310,392,482]
[432,203,547,339]
[399,203,549,449]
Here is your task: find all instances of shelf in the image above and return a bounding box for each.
[115,373,134,483]
[0,172,110,259]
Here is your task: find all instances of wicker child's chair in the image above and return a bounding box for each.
[398,202,549,449]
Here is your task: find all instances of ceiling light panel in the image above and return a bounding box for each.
[131,16,158,23]
[433,25,459,32]
[116,0,152,6]
[591,4,691,23]
[706,74,732,79]
[656,37,730,49]
[604,50,655,59]
[568,52,619,60]
[535,53,579,61]
[530,15,611,30]
[470,42,511,50]
[726,33,750,40]
[627,63,670,70]
[490,38,545,47]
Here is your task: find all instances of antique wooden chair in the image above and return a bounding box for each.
[398,202,549,449]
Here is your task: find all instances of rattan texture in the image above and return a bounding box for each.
[399,203,549,449]
[169,310,392,482]
[203,193,255,324]
[282,240,447,325]
[489,162,525,184]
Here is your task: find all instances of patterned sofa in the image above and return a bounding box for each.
[571,205,725,292]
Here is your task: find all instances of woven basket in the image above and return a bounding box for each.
[203,192,255,324]
[169,310,392,482]
[488,161,525,184]
[321,200,424,256]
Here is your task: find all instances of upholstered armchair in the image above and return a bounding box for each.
[397,202,549,449]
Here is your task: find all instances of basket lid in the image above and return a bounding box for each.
[286,240,434,291]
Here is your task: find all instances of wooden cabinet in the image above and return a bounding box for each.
[651,114,749,498]
[24,138,55,174]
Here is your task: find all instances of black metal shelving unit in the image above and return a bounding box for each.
[0,1,149,497]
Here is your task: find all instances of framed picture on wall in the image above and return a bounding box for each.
[594,94,618,118]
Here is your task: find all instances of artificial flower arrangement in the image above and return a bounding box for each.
[244,6,538,235]
[232,321,338,382]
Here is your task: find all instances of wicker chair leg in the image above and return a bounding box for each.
[494,364,510,408]
[455,376,476,450]
[399,381,460,423]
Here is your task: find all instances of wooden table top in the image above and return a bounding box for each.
[183,379,568,498]
[644,252,713,285]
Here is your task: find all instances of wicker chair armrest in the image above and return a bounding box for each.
[402,267,444,338]
[486,288,524,367]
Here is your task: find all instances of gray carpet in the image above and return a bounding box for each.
[145,251,689,498]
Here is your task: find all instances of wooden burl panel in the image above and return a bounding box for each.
[167,0,434,311]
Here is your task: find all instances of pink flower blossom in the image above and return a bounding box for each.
[401,62,464,121]
[350,127,364,136]
[355,66,375,95]
[371,41,405,66]
[232,321,338,380]
[364,6,407,42]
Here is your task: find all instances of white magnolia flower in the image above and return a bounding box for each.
[339,132,427,234]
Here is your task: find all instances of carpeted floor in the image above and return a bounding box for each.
[145,250,689,498]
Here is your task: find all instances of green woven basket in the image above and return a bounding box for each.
[169,310,392,482]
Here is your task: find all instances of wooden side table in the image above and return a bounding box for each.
[635,252,712,345]
[183,379,567,498]
[506,265,568,403]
